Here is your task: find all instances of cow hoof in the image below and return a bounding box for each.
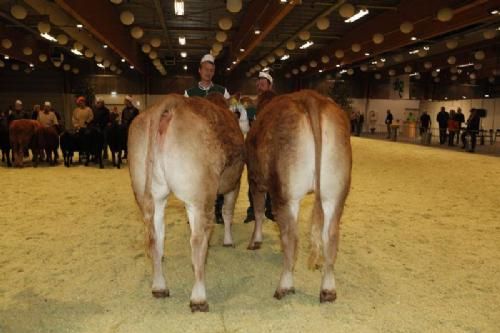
[319,289,337,303]
[190,301,209,313]
[152,289,170,298]
[223,243,235,248]
[247,242,262,250]
[274,287,295,300]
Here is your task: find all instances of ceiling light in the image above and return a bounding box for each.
[490,9,499,15]
[458,63,474,68]
[180,51,187,58]
[178,36,186,45]
[411,36,417,41]
[111,91,117,96]
[226,67,230,71]
[71,48,83,56]
[130,65,134,69]
[319,69,323,73]
[281,54,290,60]
[380,58,386,62]
[29,63,34,68]
[462,96,467,99]
[232,60,237,64]
[336,64,340,68]
[364,52,370,56]
[240,48,245,52]
[4,55,9,59]
[436,68,440,72]
[262,67,270,72]
[409,49,419,54]
[40,33,57,42]
[76,24,83,29]
[174,0,184,16]
[444,97,448,100]
[280,0,288,3]
[299,41,314,49]
[485,94,490,98]
[97,63,105,69]
[254,28,261,35]
[183,64,188,70]
[345,8,369,23]
[103,44,108,48]
[423,46,430,51]
[121,58,126,63]
[409,72,419,77]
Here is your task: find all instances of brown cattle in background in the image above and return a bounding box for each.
[128,94,245,312]
[246,89,352,303]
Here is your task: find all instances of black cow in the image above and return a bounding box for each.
[0,111,11,167]
[80,125,105,169]
[60,130,79,167]
[106,112,126,168]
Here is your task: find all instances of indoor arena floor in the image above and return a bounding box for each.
[1,138,499,333]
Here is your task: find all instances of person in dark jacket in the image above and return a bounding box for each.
[436,106,449,144]
[455,107,465,144]
[121,95,139,159]
[8,100,30,122]
[385,110,393,138]
[92,98,110,130]
[419,111,431,135]
[461,108,480,152]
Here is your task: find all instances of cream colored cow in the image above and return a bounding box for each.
[246,90,352,302]
[128,94,244,312]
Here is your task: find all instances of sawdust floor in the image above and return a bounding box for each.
[0,138,499,333]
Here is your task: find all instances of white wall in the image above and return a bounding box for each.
[353,97,500,132]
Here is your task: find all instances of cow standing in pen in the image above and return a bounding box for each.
[128,93,245,312]
[246,89,352,303]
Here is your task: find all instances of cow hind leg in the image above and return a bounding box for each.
[221,182,240,247]
[186,203,212,312]
[247,188,266,250]
[147,186,170,298]
[319,199,345,303]
[274,199,300,300]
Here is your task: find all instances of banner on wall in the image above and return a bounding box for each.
[389,75,409,99]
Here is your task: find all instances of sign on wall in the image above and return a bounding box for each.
[390,75,409,99]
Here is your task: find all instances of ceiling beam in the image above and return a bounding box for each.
[314,0,500,73]
[151,0,174,58]
[54,0,144,73]
[227,0,297,71]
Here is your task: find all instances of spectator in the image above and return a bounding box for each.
[37,101,59,127]
[436,106,449,144]
[447,110,458,146]
[8,100,30,122]
[72,96,93,131]
[32,104,41,120]
[368,110,377,134]
[419,111,431,135]
[385,110,393,139]
[455,107,465,144]
[121,95,139,159]
[461,108,480,153]
[356,111,364,136]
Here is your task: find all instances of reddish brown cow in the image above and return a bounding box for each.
[128,94,245,312]
[35,126,60,166]
[9,119,41,167]
[246,89,352,303]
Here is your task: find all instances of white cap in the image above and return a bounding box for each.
[15,99,22,105]
[125,95,133,102]
[200,54,215,64]
[258,72,273,84]
[44,101,51,107]
[95,97,104,103]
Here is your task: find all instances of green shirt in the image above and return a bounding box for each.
[185,83,230,99]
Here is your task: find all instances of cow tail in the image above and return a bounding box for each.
[306,99,324,270]
[140,99,174,257]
